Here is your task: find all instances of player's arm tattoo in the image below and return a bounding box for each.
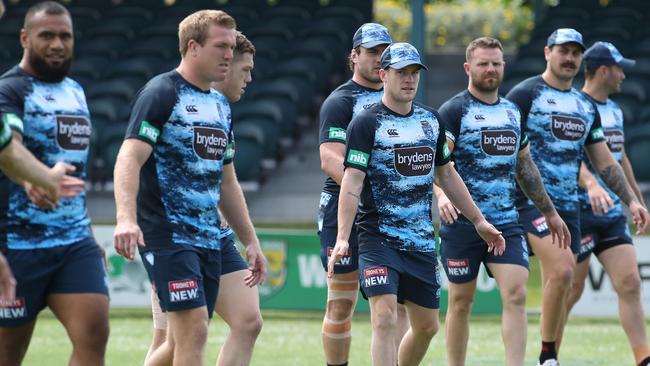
[346,191,360,200]
[515,152,555,215]
[597,163,635,206]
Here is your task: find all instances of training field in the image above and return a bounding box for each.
[21,309,640,365]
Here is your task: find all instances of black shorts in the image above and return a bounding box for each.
[577,212,633,263]
[518,205,581,254]
[318,191,359,273]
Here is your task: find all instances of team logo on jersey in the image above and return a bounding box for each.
[579,234,595,255]
[446,258,470,276]
[576,99,586,115]
[480,129,517,156]
[551,115,586,141]
[258,240,287,300]
[387,128,399,137]
[420,120,435,140]
[532,216,548,233]
[394,146,434,176]
[168,279,199,302]
[328,247,352,266]
[328,127,346,141]
[185,105,199,113]
[193,126,228,160]
[347,149,369,168]
[56,115,91,150]
[547,98,557,105]
[506,109,518,125]
[604,129,624,152]
[474,114,485,120]
[0,297,27,319]
[363,266,389,287]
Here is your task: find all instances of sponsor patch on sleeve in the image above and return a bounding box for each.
[445,130,456,143]
[346,149,369,167]
[328,127,346,141]
[3,113,23,133]
[225,142,235,160]
[0,121,11,147]
[590,127,605,141]
[442,141,451,159]
[138,120,160,143]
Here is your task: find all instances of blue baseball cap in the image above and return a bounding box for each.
[547,28,585,50]
[380,42,428,70]
[584,41,635,70]
[352,23,392,49]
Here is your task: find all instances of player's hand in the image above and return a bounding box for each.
[545,212,571,249]
[474,219,505,256]
[113,220,145,260]
[327,239,349,278]
[0,253,16,303]
[629,201,649,235]
[587,181,614,215]
[437,191,460,225]
[25,163,84,209]
[244,242,267,287]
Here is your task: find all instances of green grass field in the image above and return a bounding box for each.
[20,308,642,365]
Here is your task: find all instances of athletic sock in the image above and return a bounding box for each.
[634,345,650,365]
[327,363,348,366]
[539,341,557,363]
[638,356,650,366]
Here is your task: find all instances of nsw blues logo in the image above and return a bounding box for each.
[420,120,434,140]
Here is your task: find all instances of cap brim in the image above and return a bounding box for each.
[389,60,428,71]
[618,58,636,69]
[549,40,586,51]
[359,40,391,49]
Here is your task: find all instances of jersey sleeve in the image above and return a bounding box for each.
[433,111,452,166]
[437,97,463,145]
[343,111,376,173]
[0,118,12,151]
[0,75,28,136]
[513,104,529,151]
[586,108,605,145]
[124,78,176,146]
[319,91,353,145]
[224,128,235,165]
[505,81,534,130]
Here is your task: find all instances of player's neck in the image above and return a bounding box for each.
[176,61,211,91]
[467,84,498,104]
[542,70,572,91]
[582,81,608,103]
[19,57,39,79]
[352,74,382,90]
[382,95,412,115]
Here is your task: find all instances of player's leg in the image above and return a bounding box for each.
[598,244,650,365]
[322,271,359,365]
[368,294,398,366]
[395,302,409,353]
[487,263,528,366]
[558,253,590,352]
[145,284,170,364]
[444,280,476,366]
[0,321,37,366]
[214,269,263,366]
[46,239,110,366]
[167,307,209,366]
[398,301,439,366]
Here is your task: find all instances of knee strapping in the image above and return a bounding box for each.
[322,279,358,339]
[151,288,168,330]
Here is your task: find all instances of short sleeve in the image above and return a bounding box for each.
[0,118,12,151]
[433,111,452,166]
[319,91,353,145]
[224,128,235,165]
[0,74,28,136]
[343,110,376,173]
[513,104,529,151]
[586,108,605,145]
[506,82,534,129]
[437,97,463,145]
[125,77,176,146]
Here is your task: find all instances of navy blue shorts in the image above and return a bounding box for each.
[440,220,528,284]
[518,205,581,254]
[358,238,440,309]
[140,245,221,318]
[318,191,359,273]
[0,237,109,327]
[220,234,248,275]
[577,212,633,263]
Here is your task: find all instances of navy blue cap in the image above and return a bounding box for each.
[352,23,392,49]
[547,28,585,50]
[584,41,635,70]
[380,42,427,70]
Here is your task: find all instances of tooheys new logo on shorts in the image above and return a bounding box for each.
[551,114,586,141]
[480,129,517,156]
[193,126,228,160]
[446,259,470,276]
[56,116,91,150]
[0,297,27,319]
[394,146,434,176]
[604,129,624,152]
[364,266,389,287]
[168,279,199,302]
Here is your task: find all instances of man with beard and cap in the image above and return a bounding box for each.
[0,1,109,365]
[506,29,649,366]
[317,22,410,366]
[328,42,505,366]
[434,36,570,366]
[561,42,650,366]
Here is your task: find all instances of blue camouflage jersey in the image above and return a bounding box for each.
[125,70,234,250]
[344,102,451,252]
[0,66,92,249]
[579,95,624,218]
[506,75,605,212]
[439,90,528,225]
[319,79,383,196]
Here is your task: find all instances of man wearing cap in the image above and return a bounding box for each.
[562,41,650,366]
[317,22,409,366]
[328,42,505,366]
[435,37,569,366]
[506,29,649,366]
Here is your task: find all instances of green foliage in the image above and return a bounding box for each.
[375,0,535,51]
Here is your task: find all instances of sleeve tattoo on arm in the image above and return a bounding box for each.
[599,164,634,205]
[516,154,554,214]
